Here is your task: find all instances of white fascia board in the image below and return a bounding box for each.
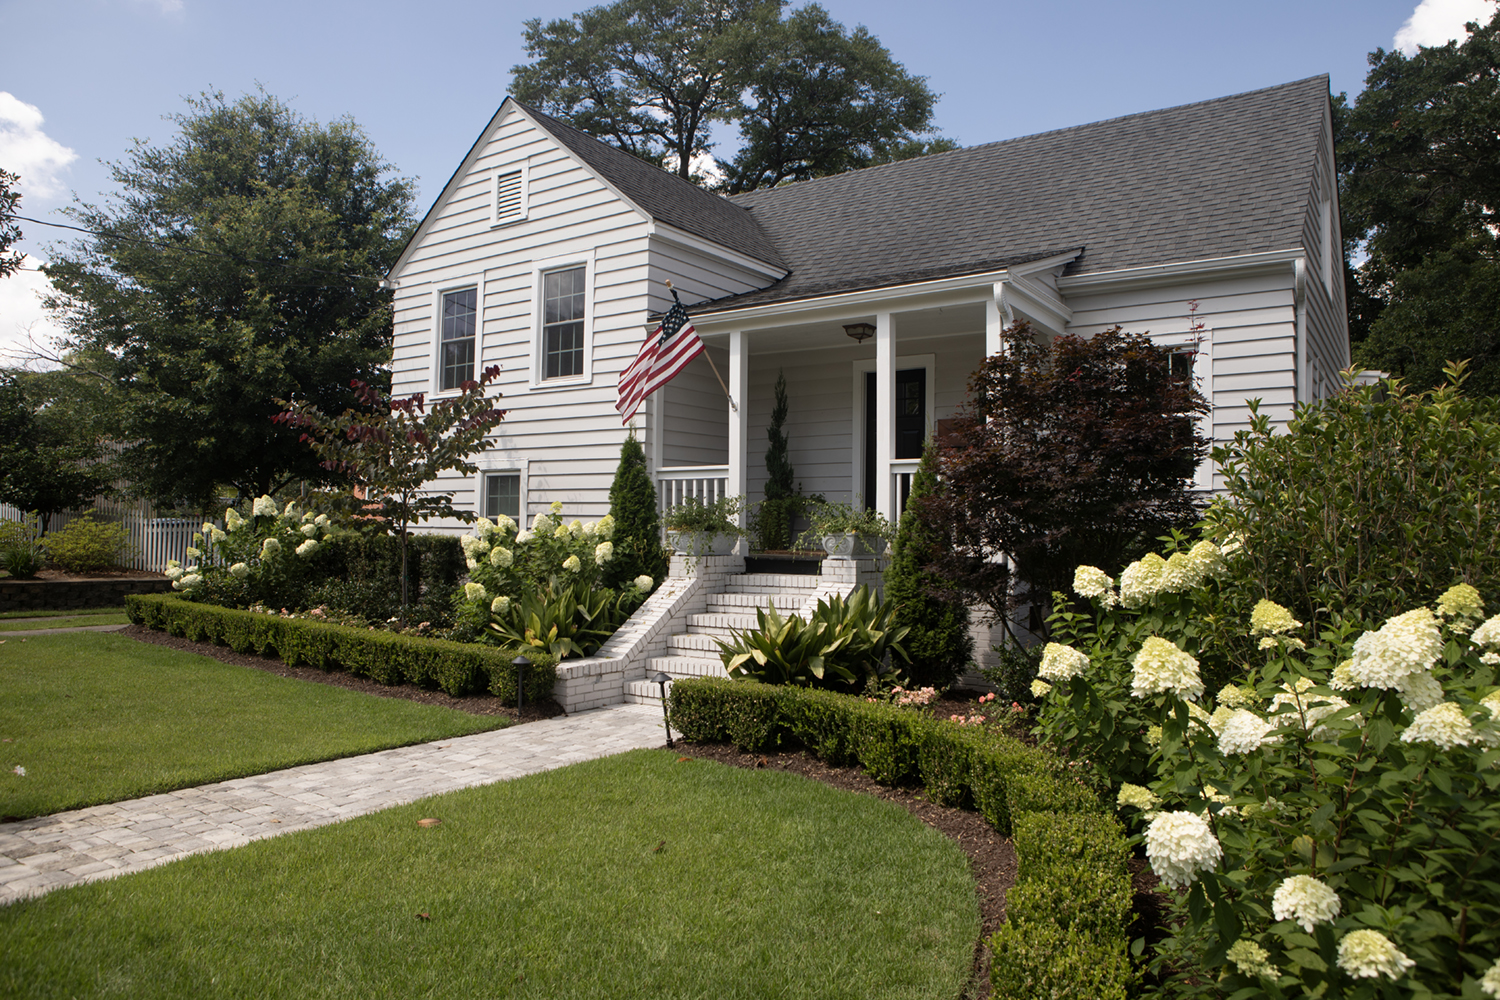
[1003,273,1073,329]
[646,221,789,281]
[1057,248,1308,294]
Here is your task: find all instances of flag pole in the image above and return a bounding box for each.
[665,280,736,412]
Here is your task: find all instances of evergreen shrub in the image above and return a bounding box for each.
[41,515,132,574]
[603,434,667,589]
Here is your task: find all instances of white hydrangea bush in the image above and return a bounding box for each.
[170,494,336,602]
[1034,534,1500,997]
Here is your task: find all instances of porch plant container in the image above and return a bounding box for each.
[799,502,893,558]
[663,495,744,557]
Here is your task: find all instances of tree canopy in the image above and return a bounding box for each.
[43,89,417,511]
[920,323,1208,634]
[0,168,22,279]
[510,0,952,193]
[0,370,115,532]
[1339,7,1500,393]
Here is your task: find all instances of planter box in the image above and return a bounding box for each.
[666,531,737,557]
[819,533,887,558]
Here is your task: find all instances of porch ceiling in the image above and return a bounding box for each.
[697,301,987,354]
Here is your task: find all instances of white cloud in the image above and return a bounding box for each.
[0,93,78,203]
[0,256,68,369]
[1394,0,1495,54]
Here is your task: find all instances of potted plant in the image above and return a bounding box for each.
[663,495,743,559]
[798,501,893,558]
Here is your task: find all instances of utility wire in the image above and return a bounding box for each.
[14,215,393,286]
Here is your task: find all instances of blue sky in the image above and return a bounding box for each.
[1,0,1494,358]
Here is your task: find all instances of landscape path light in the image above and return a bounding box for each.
[654,671,674,746]
[513,655,531,715]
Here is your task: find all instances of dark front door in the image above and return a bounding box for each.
[863,368,926,509]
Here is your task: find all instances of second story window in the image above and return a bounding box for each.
[542,267,585,380]
[440,287,477,391]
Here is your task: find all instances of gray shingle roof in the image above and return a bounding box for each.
[517,102,788,272]
[691,75,1330,314]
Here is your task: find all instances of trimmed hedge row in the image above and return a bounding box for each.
[665,677,1134,1000]
[125,594,557,705]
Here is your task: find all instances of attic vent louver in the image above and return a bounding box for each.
[494,169,526,225]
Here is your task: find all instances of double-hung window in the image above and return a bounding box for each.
[484,472,521,520]
[439,287,477,391]
[541,267,586,380]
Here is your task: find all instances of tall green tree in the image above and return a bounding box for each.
[43,89,417,511]
[603,432,668,589]
[510,0,951,193]
[1339,7,1500,392]
[0,370,115,533]
[0,168,22,279]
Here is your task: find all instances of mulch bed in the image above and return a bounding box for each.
[676,741,1017,998]
[117,623,565,722]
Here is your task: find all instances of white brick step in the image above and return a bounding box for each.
[666,633,733,655]
[705,592,803,613]
[623,678,669,706]
[686,612,760,634]
[645,655,731,679]
[722,573,820,594]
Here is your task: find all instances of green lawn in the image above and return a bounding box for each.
[0,632,504,819]
[0,607,126,620]
[0,750,979,999]
[0,612,130,632]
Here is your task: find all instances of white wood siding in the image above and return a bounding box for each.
[390,108,656,527]
[661,347,730,467]
[1299,111,1353,400]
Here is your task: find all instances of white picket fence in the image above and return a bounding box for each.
[0,497,200,573]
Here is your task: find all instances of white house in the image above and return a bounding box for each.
[387,75,1350,710]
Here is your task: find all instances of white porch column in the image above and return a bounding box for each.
[874,311,894,519]
[986,281,1007,357]
[726,330,749,533]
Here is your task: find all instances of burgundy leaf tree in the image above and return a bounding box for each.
[921,322,1209,638]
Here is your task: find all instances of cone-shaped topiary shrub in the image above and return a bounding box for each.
[604,432,667,589]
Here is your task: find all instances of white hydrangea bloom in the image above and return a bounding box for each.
[229,562,249,578]
[1158,551,1196,593]
[1472,614,1500,648]
[1394,670,1444,713]
[464,582,487,602]
[300,523,318,538]
[173,573,202,590]
[1483,690,1500,716]
[1272,875,1341,932]
[1348,608,1443,688]
[490,596,510,615]
[1483,652,1500,666]
[1400,702,1475,750]
[1186,540,1227,581]
[1479,957,1500,998]
[489,547,514,568]
[1131,637,1204,701]
[252,495,277,518]
[531,513,552,533]
[1270,677,1357,739]
[1120,553,1167,608]
[466,558,478,571]
[460,534,478,555]
[165,566,185,582]
[1187,700,1212,729]
[494,514,516,534]
[475,517,494,533]
[634,575,654,590]
[596,514,616,539]
[1217,683,1252,708]
[1117,783,1160,813]
[209,527,226,544]
[568,519,584,538]
[295,539,318,558]
[1030,679,1052,698]
[1226,939,1275,978]
[1144,811,1222,889]
[515,530,534,544]
[185,546,201,559]
[1437,583,1484,620]
[1251,599,1302,635]
[1146,725,1163,747]
[261,537,281,556]
[225,508,244,530]
[471,539,490,558]
[582,520,597,537]
[554,522,573,539]
[1336,929,1415,980]
[1038,642,1089,682]
[594,541,614,566]
[283,501,299,517]
[1073,565,1112,599]
[1331,660,1359,691]
[1208,705,1237,734]
[563,554,582,573]
[1219,710,1275,754]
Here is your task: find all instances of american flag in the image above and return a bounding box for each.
[616,290,704,425]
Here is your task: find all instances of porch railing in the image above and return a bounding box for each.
[656,465,730,521]
[892,460,921,522]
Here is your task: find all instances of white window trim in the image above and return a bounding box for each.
[528,250,596,390]
[849,354,936,507]
[492,162,530,227]
[430,277,484,398]
[1150,329,1215,491]
[478,460,529,521]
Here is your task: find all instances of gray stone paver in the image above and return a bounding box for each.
[0,703,664,905]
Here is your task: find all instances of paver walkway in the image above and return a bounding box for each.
[0,703,665,905]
